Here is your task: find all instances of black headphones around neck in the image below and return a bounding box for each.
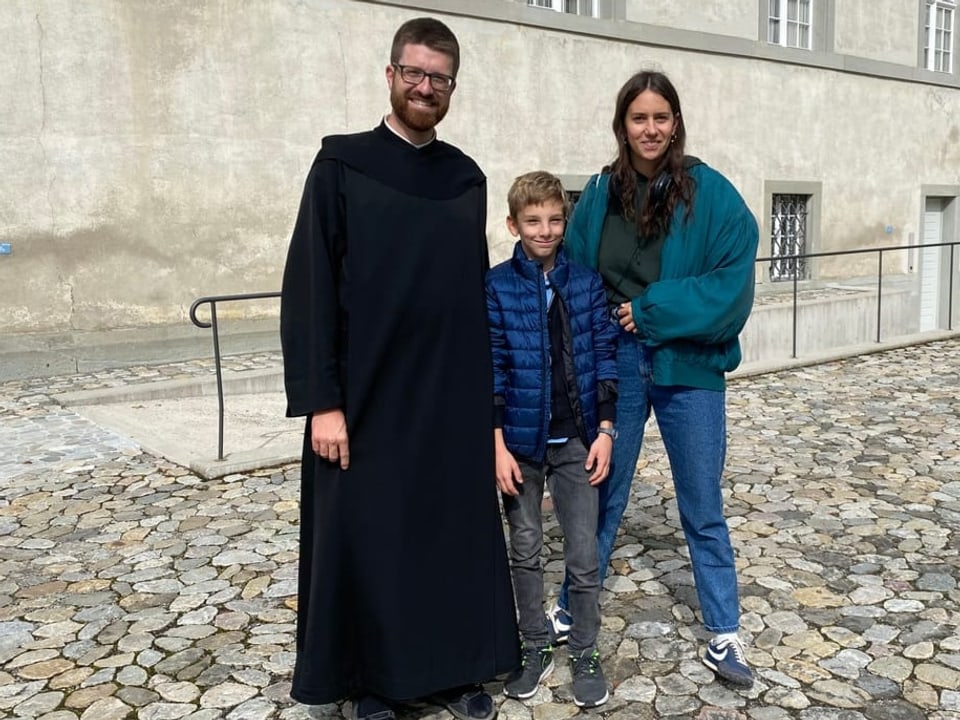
[649,170,672,208]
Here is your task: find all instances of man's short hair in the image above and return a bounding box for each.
[391,17,460,77]
[508,171,571,219]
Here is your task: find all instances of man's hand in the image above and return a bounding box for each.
[311,409,350,469]
[585,432,613,486]
[495,430,523,496]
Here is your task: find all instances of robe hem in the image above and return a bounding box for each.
[290,661,518,707]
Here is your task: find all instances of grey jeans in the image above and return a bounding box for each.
[503,440,601,652]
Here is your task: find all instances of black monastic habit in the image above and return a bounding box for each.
[280,122,520,705]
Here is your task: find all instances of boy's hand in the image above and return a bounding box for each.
[585,433,613,485]
[494,434,523,496]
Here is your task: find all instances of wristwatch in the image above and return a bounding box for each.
[598,426,618,440]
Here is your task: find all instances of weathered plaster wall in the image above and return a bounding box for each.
[1,0,386,333]
[624,0,757,40]
[834,0,919,65]
[1,0,959,336]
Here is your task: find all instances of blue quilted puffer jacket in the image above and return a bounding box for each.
[486,243,618,461]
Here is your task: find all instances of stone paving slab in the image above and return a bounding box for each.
[50,364,300,479]
[71,392,301,479]
[0,341,959,719]
[0,354,286,484]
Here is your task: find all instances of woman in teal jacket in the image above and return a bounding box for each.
[553,70,758,688]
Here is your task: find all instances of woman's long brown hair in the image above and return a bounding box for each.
[605,71,694,239]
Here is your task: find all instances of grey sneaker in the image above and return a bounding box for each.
[569,647,608,708]
[503,644,554,700]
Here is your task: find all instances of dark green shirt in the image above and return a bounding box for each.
[597,174,664,306]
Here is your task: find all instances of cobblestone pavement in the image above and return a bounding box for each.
[1,342,959,720]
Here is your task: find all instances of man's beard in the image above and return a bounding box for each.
[389,84,449,132]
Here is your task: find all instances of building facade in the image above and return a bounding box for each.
[1,0,958,345]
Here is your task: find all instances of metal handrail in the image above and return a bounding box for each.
[189,292,281,460]
[755,240,959,358]
[188,240,959,461]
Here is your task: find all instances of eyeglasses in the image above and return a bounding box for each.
[391,63,456,92]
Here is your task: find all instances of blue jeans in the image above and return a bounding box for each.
[503,440,601,652]
[560,332,740,633]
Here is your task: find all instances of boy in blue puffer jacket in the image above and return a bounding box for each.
[486,171,618,709]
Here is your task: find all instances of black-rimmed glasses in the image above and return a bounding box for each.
[391,63,456,92]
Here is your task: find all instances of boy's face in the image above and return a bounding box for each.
[507,199,566,271]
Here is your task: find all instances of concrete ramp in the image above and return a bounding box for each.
[56,368,302,478]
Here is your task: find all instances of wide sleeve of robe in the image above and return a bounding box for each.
[280,156,346,417]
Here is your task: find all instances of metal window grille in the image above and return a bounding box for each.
[770,194,810,281]
[924,1,955,72]
[768,0,812,49]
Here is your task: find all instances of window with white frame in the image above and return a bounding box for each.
[768,0,812,50]
[924,0,955,72]
[527,0,598,18]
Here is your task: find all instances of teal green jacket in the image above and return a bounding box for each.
[565,164,758,391]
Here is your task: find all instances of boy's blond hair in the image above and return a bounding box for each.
[507,171,571,220]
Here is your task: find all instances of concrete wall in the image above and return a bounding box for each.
[834,0,919,65]
[741,281,923,364]
[1,0,959,342]
[1,0,374,333]
[623,0,757,40]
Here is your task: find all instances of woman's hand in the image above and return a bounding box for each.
[618,302,637,334]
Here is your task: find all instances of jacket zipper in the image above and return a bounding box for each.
[539,271,550,462]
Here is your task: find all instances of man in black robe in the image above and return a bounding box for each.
[280,17,520,720]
